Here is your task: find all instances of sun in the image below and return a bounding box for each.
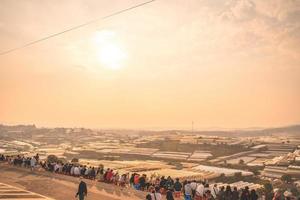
[93,31,126,70]
[97,44,126,70]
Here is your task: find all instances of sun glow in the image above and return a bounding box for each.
[93,31,126,70]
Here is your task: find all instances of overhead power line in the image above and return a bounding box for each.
[0,0,156,56]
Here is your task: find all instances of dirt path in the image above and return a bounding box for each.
[0,163,144,200]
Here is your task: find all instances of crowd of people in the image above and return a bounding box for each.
[144,180,260,200]
[0,154,293,200]
[0,153,38,171]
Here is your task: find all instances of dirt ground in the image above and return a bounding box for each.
[0,163,145,200]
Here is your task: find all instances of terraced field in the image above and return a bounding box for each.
[0,183,53,200]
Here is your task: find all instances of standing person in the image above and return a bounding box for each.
[21,157,25,167]
[166,188,175,200]
[104,168,109,182]
[211,184,219,199]
[74,166,81,177]
[90,167,96,180]
[146,186,154,200]
[107,169,114,183]
[195,182,204,200]
[184,181,193,200]
[30,156,36,171]
[166,176,174,190]
[204,183,210,195]
[173,178,182,199]
[98,167,104,181]
[250,189,258,200]
[71,165,75,176]
[190,180,197,198]
[224,185,232,200]
[75,177,87,200]
[151,186,162,200]
[134,173,140,190]
[204,190,213,200]
[160,176,167,194]
[35,153,39,163]
[130,173,135,187]
[120,174,126,187]
[241,186,250,200]
[84,167,90,178]
[218,186,225,200]
[232,187,239,200]
[139,174,146,191]
[146,193,152,200]
[272,189,282,200]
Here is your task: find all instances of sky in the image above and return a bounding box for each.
[0,0,300,130]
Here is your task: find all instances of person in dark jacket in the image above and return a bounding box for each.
[90,167,96,180]
[224,185,232,200]
[75,178,87,200]
[139,174,146,191]
[218,186,225,200]
[232,187,239,200]
[174,178,182,198]
[166,188,174,200]
[160,176,167,188]
[166,176,174,190]
[241,186,250,200]
[249,189,258,200]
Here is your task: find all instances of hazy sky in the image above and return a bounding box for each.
[0,0,299,129]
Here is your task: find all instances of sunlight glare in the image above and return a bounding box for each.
[93,31,126,70]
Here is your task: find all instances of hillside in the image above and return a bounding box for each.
[0,163,144,200]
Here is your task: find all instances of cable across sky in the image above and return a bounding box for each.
[0,0,157,56]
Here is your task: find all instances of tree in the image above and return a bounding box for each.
[175,163,183,170]
[218,173,226,182]
[58,157,68,164]
[234,172,242,180]
[264,182,273,193]
[47,155,58,163]
[281,174,292,183]
[250,168,260,176]
[239,159,245,165]
[71,158,79,163]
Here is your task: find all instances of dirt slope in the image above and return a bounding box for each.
[0,163,144,200]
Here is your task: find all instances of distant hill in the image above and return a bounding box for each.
[190,124,300,137]
[137,124,300,137]
[238,124,300,137]
[0,123,299,137]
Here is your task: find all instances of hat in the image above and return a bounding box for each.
[284,191,292,197]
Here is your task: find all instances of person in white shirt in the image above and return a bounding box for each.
[151,187,162,200]
[74,166,81,176]
[54,163,60,172]
[84,167,90,178]
[30,157,36,171]
[190,180,198,198]
[204,183,210,194]
[185,181,193,200]
[22,157,26,167]
[195,182,204,199]
[211,184,219,199]
[70,165,75,175]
